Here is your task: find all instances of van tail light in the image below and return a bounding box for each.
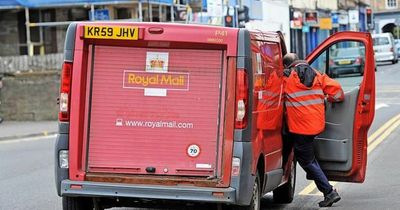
[355,57,362,64]
[329,59,334,66]
[235,69,248,129]
[231,157,241,176]
[59,62,73,122]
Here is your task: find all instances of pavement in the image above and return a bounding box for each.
[0,120,58,141]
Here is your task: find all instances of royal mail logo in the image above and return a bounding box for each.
[123,70,190,91]
[146,52,168,72]
[150,58,165,69]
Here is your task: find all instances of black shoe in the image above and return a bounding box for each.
[0,118,3,124]
[319,189,341,207]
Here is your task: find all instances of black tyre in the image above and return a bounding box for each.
[392,59,396,64]
[232,172,261,210]
[273,159,296,204]
[62,196,93,210]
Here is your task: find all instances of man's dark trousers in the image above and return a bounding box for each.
[292,133,333,196]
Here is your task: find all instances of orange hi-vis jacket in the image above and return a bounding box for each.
[284,69,344,135]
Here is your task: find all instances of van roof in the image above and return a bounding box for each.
[73,22,242,56]
[79,21,240,32]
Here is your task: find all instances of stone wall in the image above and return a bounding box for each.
[0,53,63,121]
[0,71,60,121]
[0,11,20,56]
[0,53,63,73]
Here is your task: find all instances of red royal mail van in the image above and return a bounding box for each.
[55,22,375,210]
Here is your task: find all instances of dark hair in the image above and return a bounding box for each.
[283,53,299,68]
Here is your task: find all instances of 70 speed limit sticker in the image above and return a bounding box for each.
[187,144,201,157]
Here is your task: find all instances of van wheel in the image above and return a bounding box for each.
[62,196,93,210]
[232,172,261,210]
[273,159,296,204]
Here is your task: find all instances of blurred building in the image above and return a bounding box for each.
[0,0,177,57]
[289,0,370,58]
[243,0,291,51]
[370,0,400,37]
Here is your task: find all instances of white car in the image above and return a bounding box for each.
[395,39,400,57]
[372,33,399,64]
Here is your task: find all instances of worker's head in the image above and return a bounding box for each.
[283,53,299,68]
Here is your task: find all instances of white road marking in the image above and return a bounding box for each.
[375,103,389,110]
[0,134,57,144]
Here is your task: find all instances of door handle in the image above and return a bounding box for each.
[360,100,370,113]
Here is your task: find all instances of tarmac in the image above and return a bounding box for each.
[0,120,58,141]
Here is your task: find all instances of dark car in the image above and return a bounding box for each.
[329,47,364,78]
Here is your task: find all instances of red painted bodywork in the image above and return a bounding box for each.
[247,32,286,178]
[306,31,375,183]
[87,46,224,176]
[68,22,239,186]
[66,22,373,194]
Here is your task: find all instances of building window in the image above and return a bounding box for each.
[386,0,398,9]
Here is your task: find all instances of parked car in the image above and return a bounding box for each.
[372,33,398,64]
[329,47,365,77]
[395,39,400,57]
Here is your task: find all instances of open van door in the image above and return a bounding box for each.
[306,32,375,183]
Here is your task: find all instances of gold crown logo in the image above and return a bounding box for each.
[150,59,164,69]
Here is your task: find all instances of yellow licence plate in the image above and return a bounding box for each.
[83,26,139,40]
[338,60,351,65]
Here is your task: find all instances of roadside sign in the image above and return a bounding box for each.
[331,13,339,24]
[302,25,310,33]
[320,17,332,30]
[207,0,223,17]
[338,13,348,25]
[89,9,110,21]
[331,13,339,28]
[291,11,303,29]
[349,10,359,24]
[305,11,318,26]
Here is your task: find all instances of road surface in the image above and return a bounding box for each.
[1,62,400,210]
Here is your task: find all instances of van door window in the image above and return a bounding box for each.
[260,42,283,111]
[311,41,366,91]
[255,41,284,130]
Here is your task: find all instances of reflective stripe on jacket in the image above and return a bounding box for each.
[284,69,344,135]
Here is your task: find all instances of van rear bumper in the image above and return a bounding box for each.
[61,180,236,204]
